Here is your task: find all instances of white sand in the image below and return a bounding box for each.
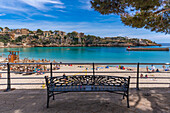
[0,58,170,89]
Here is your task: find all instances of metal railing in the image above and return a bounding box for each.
[0,62,170,91]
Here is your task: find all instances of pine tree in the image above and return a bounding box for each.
[91,0,170,34]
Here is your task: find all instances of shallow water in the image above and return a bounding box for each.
[0,43,169,63]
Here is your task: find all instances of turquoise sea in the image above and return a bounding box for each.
[0,43,170,63]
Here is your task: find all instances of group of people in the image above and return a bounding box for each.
[146,65,170,72]
[0,63,61,75]
[146,65,160,72]
[9,65,50,75]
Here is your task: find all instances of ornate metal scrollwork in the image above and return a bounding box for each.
[47,75,129,91]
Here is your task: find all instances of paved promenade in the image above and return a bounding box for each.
[0,88,169,113]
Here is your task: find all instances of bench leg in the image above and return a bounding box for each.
[122,92,125,99]
[127,95,130,108]
[47,93,50,108]
[52,92,55,100]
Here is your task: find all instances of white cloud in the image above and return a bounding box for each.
[0,19,169,43]
[43,14,58,18]
[19,0,64,10]
[56,10,66,12]
[0,0,28,12]
[79,0,92,11]
[0,13,6,16]
[54,5,66,9]
[0,0,65,20]
[0,0,65,13]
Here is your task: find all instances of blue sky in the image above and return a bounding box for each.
[0,0,169,43]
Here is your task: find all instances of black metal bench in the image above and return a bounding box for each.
[45,75,131,108]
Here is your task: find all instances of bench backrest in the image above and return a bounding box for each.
[45,75,130,92]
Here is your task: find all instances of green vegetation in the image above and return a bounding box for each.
[0,27,3,31]
[29,30,34,34]
[42,40,51,45]
[85,35,99,45]
[49,30,54,34]
[0,35,10,43]
[37,29,43,35]
[33,35,39,39]
[4,27,9,31]
[15,35,27,42]
[67,32,78,38]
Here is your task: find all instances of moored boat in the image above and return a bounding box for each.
[127,47,169,51]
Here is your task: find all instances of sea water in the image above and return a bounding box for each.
[0,43,169,63]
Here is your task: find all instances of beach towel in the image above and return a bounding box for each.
[105,66,109,68]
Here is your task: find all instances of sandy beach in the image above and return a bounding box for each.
[0,57,169,89]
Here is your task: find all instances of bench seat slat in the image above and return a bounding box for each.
[49,85,127,92]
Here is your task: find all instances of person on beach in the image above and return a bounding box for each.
[44,66,47,71]
[140,74,143,78]
[162,65,166,69]
[63,73,66,78]
[56,65,60,70]
[166,67,170,71]
[151,65,155,72]
[63,73,68,80]
[146,66,149,72]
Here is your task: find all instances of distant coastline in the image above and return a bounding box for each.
[0,44,162,48]
[0,27,161,48]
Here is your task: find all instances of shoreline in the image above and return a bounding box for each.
[0,44,161,48]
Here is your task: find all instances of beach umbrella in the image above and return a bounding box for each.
[52,60,57,63]
[36,59,42,63]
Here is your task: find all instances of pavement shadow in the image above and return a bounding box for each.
[129,88,170,113]
[0,88,169,113]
